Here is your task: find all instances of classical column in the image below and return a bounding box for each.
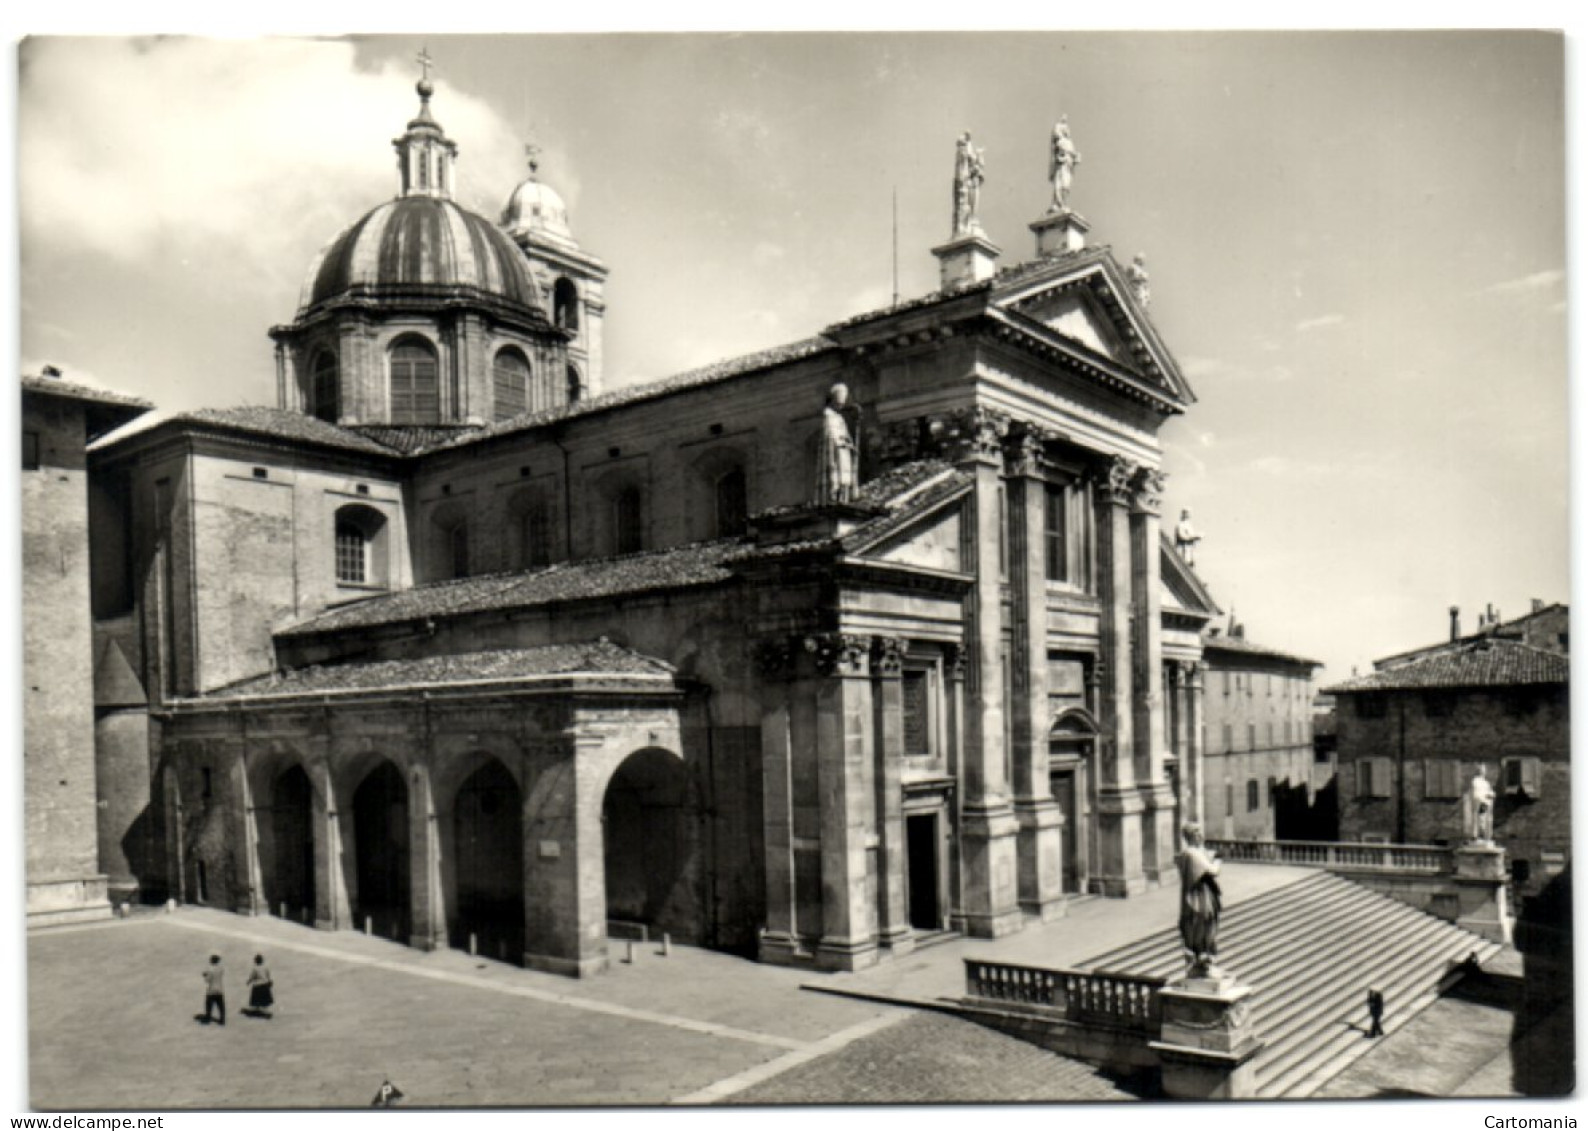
[1005,428,1065,921]
[1132,466,1176,886]
[944,408,1023,937]
[754,635,803,965]
[809,632,880,970]
[1184,661,1207,828]
[871,636,913,952]
[1094,455,1145,896]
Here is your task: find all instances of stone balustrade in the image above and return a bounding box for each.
[1206,838,1452,874]
[964,958,1164,1032]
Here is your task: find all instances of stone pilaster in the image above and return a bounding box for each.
[945,410,1023,937]
[871,636,913,953]
[1132,466,1176,886]
[1184,662,1207,828]
[407,760,444,952]
[1005,427,1066,921]
[1095,455,1144,896]
[808,632,881,970]
[754,636,803,965]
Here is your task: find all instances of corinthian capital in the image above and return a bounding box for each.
[1003,423,1052,478]
[1133,467,1167,515]
[933,406,1010,465]
[1102,455,1139,505]
[804,632,873,677]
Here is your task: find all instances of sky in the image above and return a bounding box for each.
[15,31,1570,685]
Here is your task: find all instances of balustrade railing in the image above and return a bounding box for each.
[1206,838,1452,874]
[964,958,1164,1033]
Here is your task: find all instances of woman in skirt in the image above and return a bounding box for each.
[245,954,274,1018]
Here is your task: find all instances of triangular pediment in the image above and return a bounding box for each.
[1161,532,1220,617]
[869,504,966,573]
[1013,288,1128,362]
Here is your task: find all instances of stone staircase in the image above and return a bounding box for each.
[1077,870,1504,1098]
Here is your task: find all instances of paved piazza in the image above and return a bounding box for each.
[28,908,905,1109]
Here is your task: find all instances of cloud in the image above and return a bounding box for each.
[1295,313,1345,332]
[20,38,534,280]
[1483,269,1565,295]
[1178,355,1228,379]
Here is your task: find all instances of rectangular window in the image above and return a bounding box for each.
[613,489,643,555]
[335,528,367,584]
[1222,722,1233,753]
[1246,780,1259,812]
[1248,722,1257,751]
[1502,756,1542,798]
[1424,760,1460,799]
[1042,480,1095,592]
[1267,777,1277,808]
[1225,782,1235,819]
[1044,485,1067,583]
[22,430,39,470]
[201,767,213,800]
[1357,758,1392,798]
[902,670,931,756]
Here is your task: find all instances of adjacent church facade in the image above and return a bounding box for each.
[68,76,1319,976]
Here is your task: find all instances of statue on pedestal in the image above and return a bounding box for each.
[1048,116,1081,213]
[1465,765,1496,843]
[1177,823,1223,980]
[1174,508,1201,567]
[815,382,859,504]
[952,132,986,238]
[1127,252,1151,307]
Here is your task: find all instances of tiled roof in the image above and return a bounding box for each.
[348,424,483,455]
[843,462,969,551]
[22,374,154,411]
[426,337,837,454]
[1325,640,1568,694]
[202,642,674,701]
[95,405,402,457]
[1202,632,1321,668]
[279,539,748,639]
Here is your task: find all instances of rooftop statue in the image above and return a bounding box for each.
[1127,252,1151,307]
[816,382,859,505]
[1174,507,1201,567]
[1178,822,1223,980]
[952,132,987,238]
[1048,116,1081,213]
[1465,765,1496,844]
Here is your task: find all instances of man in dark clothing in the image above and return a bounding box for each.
[203,955,226,1025]
[1366,987,1385,1038]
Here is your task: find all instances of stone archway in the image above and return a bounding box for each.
[601,747,694,940]
[451,758,524,964]
[352,760,410,941]
[265,764,316,924]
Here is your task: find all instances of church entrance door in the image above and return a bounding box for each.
[268,764,315,924]
[352,760,410,942]
[1052,768,1082,894]
[452,759,524,964]
[905,812,942,930]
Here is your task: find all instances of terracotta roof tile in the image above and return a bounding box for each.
[1202,632,1321,668]
[21,374,153,411]
[203,642,674,700]
[1325,639,1568,693]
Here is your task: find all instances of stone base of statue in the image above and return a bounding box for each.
[1453,841,1513,944]
[1030,209,1090,256]
[932,232,1002,290]
[1149,972,1262,1099]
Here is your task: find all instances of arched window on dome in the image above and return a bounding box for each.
[492,347,531,422]
[390,337,440,424]
[309,350,340,423]
[566,365,583,405]
[553,278,580,332]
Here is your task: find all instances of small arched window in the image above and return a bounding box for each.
[492,347,531,422]
[553,278,580,332]
[507,487,553,570]
[334,504,389,588]
[566,365,582,405]
[390,337,440,424]
[715,467,747,538]
[310,350,339,423]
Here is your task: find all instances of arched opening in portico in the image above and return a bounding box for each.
[352,760,410,941]
[451,758,525,964]
[601,747,694,940]
[265,764,316,924]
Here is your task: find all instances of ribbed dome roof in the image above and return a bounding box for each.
[299,196,543,316]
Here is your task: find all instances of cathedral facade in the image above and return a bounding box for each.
[85,77,1231,976]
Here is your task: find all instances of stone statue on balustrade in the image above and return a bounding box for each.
[1174,507,1201,567]
[952,132,986,238]
[1464,765,1496,844]
[1048,116,1081,213]
[1177,823,1223,980]
[815,382,859,505]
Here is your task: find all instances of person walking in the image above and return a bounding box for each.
[202,955,226,1026]
[245,954,274,1018]
[1366,987,1385,1038]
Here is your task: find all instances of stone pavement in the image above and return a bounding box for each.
[807,862,1315,1007]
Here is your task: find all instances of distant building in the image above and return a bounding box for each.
[1197,623,1321,841]
[21,374,151,924]
[1327,630,1569,910]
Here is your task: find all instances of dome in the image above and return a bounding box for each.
[299,196,544,316]
[501,177,575,246]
